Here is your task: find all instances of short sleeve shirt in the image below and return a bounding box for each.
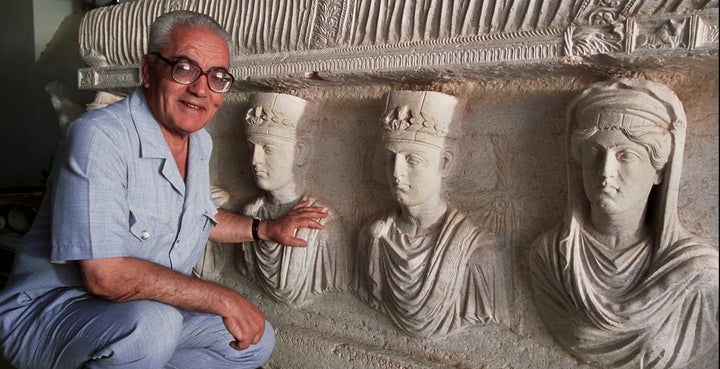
[0,88,217,299]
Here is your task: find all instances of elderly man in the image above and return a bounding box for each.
[530,78,719,369]
[235,92,348,307]
[353,90,507,338]
[0,10,326,369]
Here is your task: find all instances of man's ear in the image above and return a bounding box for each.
[295,141,311,166]
[141,54,152,89]
[440,149,454,178]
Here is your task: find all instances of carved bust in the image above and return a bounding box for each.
[530,78,719,369]
[353,90,507,338]
[237,92,349,307]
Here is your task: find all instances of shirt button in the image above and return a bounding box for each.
[140,230,151,240]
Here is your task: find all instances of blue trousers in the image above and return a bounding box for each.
[0,289,275,369]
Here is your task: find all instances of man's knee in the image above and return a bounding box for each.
[226,321,276,368]
[254,321,276,364]
[87,301,184,368]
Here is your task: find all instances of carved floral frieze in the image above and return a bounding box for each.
[566,12,717,57]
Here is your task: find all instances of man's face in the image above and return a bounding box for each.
[142,26,229,137]
[580,129,661,217]
[384,140,445,209]
[248,135,297,193]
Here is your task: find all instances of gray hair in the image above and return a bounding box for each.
[148,10,234,56]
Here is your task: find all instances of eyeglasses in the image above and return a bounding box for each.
[151,53,235,93]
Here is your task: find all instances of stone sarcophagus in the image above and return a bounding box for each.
[76,1,718,368]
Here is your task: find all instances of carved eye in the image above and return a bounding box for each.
[406,154,425,164]
[264,145,278,154]
[617,149,642,163]
[582,146,603,162]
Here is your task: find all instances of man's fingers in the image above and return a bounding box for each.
[229,325,264,351]
[251,330,264,345]
[290,199,312,210]
[230,339,251,350]
[285,238,308,247]
[229,323,265,350]
[264,201,329,246]
[299,218,326,230]
[288,206,327,218]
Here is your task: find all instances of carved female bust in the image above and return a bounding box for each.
[530,78,719,369]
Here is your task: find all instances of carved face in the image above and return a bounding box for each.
[248,135,297,192]
[384,140,447,209]
[580,129,662,217]
[142,26,229,138]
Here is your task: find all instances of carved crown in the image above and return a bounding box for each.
[380,91,462,149]
[244,93,309,140]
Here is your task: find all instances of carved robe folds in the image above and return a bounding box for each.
[530,78,719,369]
[354,207,507,338]
[238,194,348,307]
[531,225,718,368]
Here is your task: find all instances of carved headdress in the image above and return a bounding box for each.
[244,93,309,141]
[380,91,463,149]
[530,78,718,369]
[566,78,687,249]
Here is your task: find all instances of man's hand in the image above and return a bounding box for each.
[261,200,328,247]
[80,257,267,350]
[220,294,267,350]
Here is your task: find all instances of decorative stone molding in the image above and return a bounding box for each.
[77,1,718,93]
[565,12,719,57]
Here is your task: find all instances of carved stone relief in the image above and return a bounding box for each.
[352,91,508,338]
[235,93,349,307]
[73,1,718,368]
[529,78,719,369]
[192,186,233,281]
[76,0,717,93]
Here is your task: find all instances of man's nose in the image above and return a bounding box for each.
[187,74,209,96]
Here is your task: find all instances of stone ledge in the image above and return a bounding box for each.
[77,9,718,93]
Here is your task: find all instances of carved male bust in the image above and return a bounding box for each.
[237,92,349,307]
[530,78,719,369]
[353,90,507,338]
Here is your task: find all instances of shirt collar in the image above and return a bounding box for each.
[129,87,211,161]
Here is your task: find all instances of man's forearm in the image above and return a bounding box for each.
[209,201,328,247]
[79,256,241,316]
[209,208,258,243]
[79,256,267,349]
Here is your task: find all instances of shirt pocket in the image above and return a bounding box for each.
[128,207,176,243]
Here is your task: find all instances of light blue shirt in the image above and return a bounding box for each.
[0,88,217,303]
